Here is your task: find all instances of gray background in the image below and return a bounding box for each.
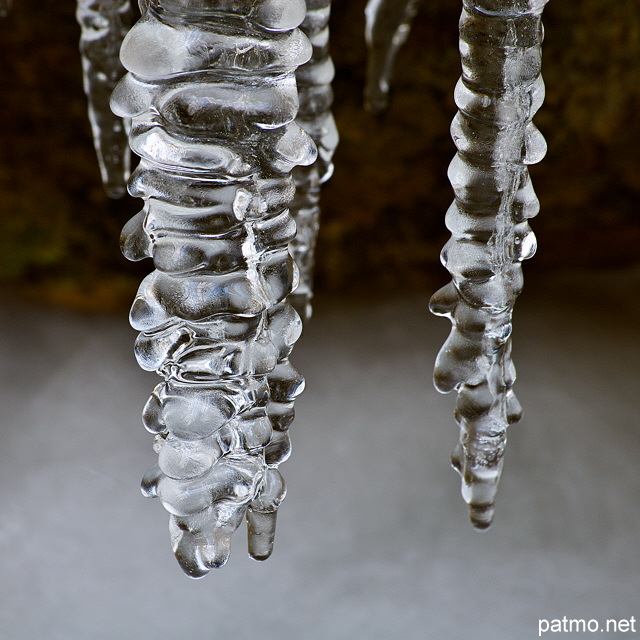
[1,268,638,639]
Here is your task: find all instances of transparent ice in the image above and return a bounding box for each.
[435,0,547,528]
[364,0,422,113]
[76,0,133,198]
[365,0,548,528]
[114,0,315,576]
[288,0,338,321]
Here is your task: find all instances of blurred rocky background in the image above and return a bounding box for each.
[0,0,638,310]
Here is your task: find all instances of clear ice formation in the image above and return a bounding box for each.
[430,0,548,528]
[364,0,422,113]
[288,0,338,321]
[113,0,316,576]
[77,0,134,198]
[363,0,548,528]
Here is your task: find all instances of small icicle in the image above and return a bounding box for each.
[77,0,133,198]
[364,0,422,113]
[288,0,339,321]
[431,0,548,528]
[116,0,314,576]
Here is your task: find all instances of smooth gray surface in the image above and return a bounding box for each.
[1,269,639,639]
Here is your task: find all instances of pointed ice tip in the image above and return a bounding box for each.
[364,86,390,115]
[140,463,162,498]
[105,185,127,200]
[140,481,156,499]
[429,283,457,317]
[469,504,494,530]
[176,555,210,579]
[174,535,211,578]
[433,368,458,394]
[247,510,277,561]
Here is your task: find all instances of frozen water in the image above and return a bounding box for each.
[76,0,134,197]
[116,0,314,576]
[364,0,422,113]
[431,0,549,528]
[288,0,338,321]
[364,0,549,527]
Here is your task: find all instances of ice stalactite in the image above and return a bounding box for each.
[76,0,134,198]
[431,0,548,528]
[288,0,338,321]
[364,0,422,113]
[363,0,548,528]
[114,0,315,576]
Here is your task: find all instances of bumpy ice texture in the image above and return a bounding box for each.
[430,0,548,528]
[288,0,338,321]
[364,0,422,113]
[77,0,134,198]
[113,0,316,576]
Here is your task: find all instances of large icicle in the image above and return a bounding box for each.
[289,0,338,320]
[431,0,548,528]
[77,0,134,198]
[364,0,422,113]
[114,0,315,576]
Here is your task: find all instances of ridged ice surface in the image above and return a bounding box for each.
[77,0,133,198]
[364,0,422,113]
[114,0,315,576]
[430,0,548,529]
[288,0,338,321]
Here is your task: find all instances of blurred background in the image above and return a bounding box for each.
[0,0,639,306]
[0,1,639,638]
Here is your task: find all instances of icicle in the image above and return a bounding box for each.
[431,0,548,528]
[77,0,134,198]
[364,0,422,113]
[114,0,315,576]
[288,0,338,321]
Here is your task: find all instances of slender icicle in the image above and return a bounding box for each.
[431,0,548,528]
[114,0,315,576]
[289,0,338,321]
[364,0,422,113]
[77,0,133,198]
